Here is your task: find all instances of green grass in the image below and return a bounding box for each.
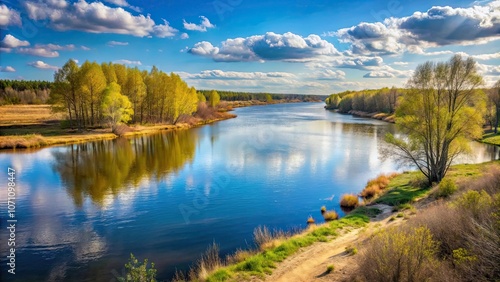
[481,132,500,146]
[204,214,369,281]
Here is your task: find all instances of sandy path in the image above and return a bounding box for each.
[264,205,401,282]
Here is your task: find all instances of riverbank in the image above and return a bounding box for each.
[482,131,500,146]
[0,104,236,150]
[190,160,499,282]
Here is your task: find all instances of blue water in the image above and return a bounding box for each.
[0,103,497,281]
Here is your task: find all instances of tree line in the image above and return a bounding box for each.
[49,60,200,130]
[325,87,402,113]
[198,90,325,102]
[0,79,52,105]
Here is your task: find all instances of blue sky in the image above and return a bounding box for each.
[0,0,499,94]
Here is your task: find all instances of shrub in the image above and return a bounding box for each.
[360,184,380,198]
[356,226,438,282]
[326,264,335,273]
[340,194,359,208]
[307,216,315,224]
[345,246,358,255]
[320,206,327,214]
[436,178,457,198]
[367,174,390,189]
[323,211,339,221]
[118,253,157,282]
[453,190,493,219]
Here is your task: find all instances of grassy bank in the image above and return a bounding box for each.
[0,104,236,150]
[183,160,499,282]
[481,132,500,146]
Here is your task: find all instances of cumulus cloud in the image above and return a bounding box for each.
[331,56,384,70]
[17,47,59,57]
[363,71,395,78]
[0,66,16,72]
[107,41,129,47]
[311,69,346,80]
[103,0,141,12]
[24,0,178,37]
[28,60,59,70]
[1,35,30,49]
[183,16,215,32]
[477,63,500,75]
[189,32,339,62]
[0,4,21,27]
[180,33,189,39]
[470,52,500,60]
[393,61,409,65]
[184,70,296,80]
[113,59,142,65]
[332,1,500,55]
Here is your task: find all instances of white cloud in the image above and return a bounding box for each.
[17,47,60,57]
[103,0,141,12]
[311,69,346,80]
[477,63,500,76]
[189,32,339,62]
[183,70,296,80]
[0,4,21,27]
[332,1,500,56]
[107,41,129,47]
[24,0,178,37]
[183,16,215,32]
[81,46,91,50]
[113,59,142,65]
[0,66,16,72]
[1,35,30,49]
[28,61,59,70]
[393,61,409,65]
[180,33,189,39]
[471,52,500,60]
[363,71,395,78]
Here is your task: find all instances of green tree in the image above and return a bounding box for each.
[101,82,133,130]
[197,91,206,103]
[51,59,82,129]
[125,68,146,123]
[386,55,485,184]
[208,90,220,108]
[80,61,107,126]
[487,80,500,133]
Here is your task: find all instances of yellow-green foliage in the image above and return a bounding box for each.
[323,211,338,221]
[453,190,493,218]
[357,227,438,282]
[436,178,457,198]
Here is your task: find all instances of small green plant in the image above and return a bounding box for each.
[452,248,477,265]
[345,246,358,255]
[396,212,404,218]
[326,264,335,273]
[436,178,457,198]
[118,253,157,282]
[323,211,339,221]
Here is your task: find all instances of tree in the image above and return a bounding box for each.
[197,91,206,103]
[80,61,106,126]
[208,90,220,108]
[386,55,485,184]
[125,68,146,123]
[101,82,133,130]
[487,80,500,133]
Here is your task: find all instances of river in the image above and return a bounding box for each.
[0,102,497,281]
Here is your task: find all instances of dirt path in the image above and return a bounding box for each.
[264,205,402,282]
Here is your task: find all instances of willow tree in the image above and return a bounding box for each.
[101,82,133,131]
[386,55,485,184]
[208,90,220,108]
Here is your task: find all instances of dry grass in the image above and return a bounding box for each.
[360,184,381,198]
[340,194,359,208]
[360,173,399,199]
[323,210,339,221]
[307,216,315,224]
[188,242,223,281]
[253,225,289,251]
[0,104,63,125]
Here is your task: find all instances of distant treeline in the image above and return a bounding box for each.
[198,90,325,102]
[0,79,52,105]
[325,87,404,114]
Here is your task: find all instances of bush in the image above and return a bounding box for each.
[356,226,438,282]
[307,216,315,224]
[320,206,326,214]
[360,184,380,198]
[118,253,157,282]
[345,246,358,255]
[340,194,359,208]
[326,264,335,273]
[323,211,339,221]
[436,178,457,198]
[453,190,493,219]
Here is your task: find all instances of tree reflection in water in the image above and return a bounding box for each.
[53,130,198,206]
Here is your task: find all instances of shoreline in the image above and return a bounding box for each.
[326,107,500,147]
[0,112,236,150]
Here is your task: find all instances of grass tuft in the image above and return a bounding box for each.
[323,211,339,221]
[340,194,359,208]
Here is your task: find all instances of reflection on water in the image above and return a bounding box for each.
[53,131,197,207]
[0,103,498,282]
